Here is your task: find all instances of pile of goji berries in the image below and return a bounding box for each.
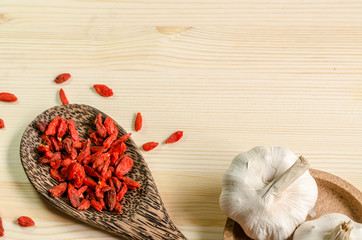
[37,113,140,213]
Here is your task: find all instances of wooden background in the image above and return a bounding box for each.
[1,0,362,239]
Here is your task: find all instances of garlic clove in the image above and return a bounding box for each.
[293,213,362,240]
[220,146,318,240]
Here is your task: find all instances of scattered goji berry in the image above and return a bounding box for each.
[165,131,183,144]
[134,112,142,132]
[54,73,71,84]
[0,217,4,237]
[0,119,4,129]
[17,216,35,227]
[93,84,113,97]
[0,92,17,102]
[142,142,159,151]
[59,88,69,105]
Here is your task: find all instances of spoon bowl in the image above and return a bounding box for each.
[20,104,186,240]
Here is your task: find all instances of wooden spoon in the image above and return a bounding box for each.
[20,104,187,240]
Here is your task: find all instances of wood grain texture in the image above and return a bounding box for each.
[0,0,362,239]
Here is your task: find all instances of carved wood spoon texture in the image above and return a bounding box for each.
[20,104,187,240]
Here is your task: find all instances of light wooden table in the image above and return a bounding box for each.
[1,1,362,239]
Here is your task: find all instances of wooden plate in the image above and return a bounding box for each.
[222,169,362,240]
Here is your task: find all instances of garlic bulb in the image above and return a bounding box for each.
[293,213,362,240]
[219,146,318,240]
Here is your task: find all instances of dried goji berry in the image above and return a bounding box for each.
[36,121,48,133]
[67,119,79,141]
[104,117,117,136]
[50,152,62,169]
[59,88,69,105]
[77,139,91,164]
[115,156,133,177]
[77,199,91,210]
[45,116,60,136]
[95,114,107,138]
[54,73,71,84]
[0,119,4,129]
[50,137,61,152]
[112,177,123,192]
[41,134,53,151]
[119,176,140,190]
[105,188,116,211]
[134,112,142,132]
[57,118,68,139]
[165,131,183,144]
[110,133,132,148]
[17,216,35,227]
[49,182,67,197]
[84,165,100,178]
[83,177,97,190]
[93,84,113,97]
[116,184,128,202]
[90,199,103,212]
[50,169,65,182]
[68,183,80,208]
[0,217,3,236]
[38,144,53,158]
[142,142,159,151]
[103,132,117,150]
[77,186,88,197]
[0,92,17,102]
[90,146,104,153]
[114,202,123,214]
[72,140,82,149]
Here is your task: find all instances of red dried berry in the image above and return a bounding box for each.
[119,176,141,190]
[93,84,113,97]
[142,142,159,151]
[37,121,48,133]
[114,202,123,214]
[59,88,69,105]
[0,217,4,237]
[17,216,35,227]
[95,114,107,138]
[0,119,4,129]
[90,199,103,212]
[54,73,71,84]
[134,112,142,132]
[45,116,60,136]
[0,92,17,102]
[68,183,80,208]
[115,156,133,177]
[67,119,79,141]
[50,169,65,182]
[116,184,128,202]
[77,199,91,210]
[49,182,67,197]
[165,131,183,144]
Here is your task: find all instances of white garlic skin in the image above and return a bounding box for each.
[293,213,362,240]
[220,146,318,240]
